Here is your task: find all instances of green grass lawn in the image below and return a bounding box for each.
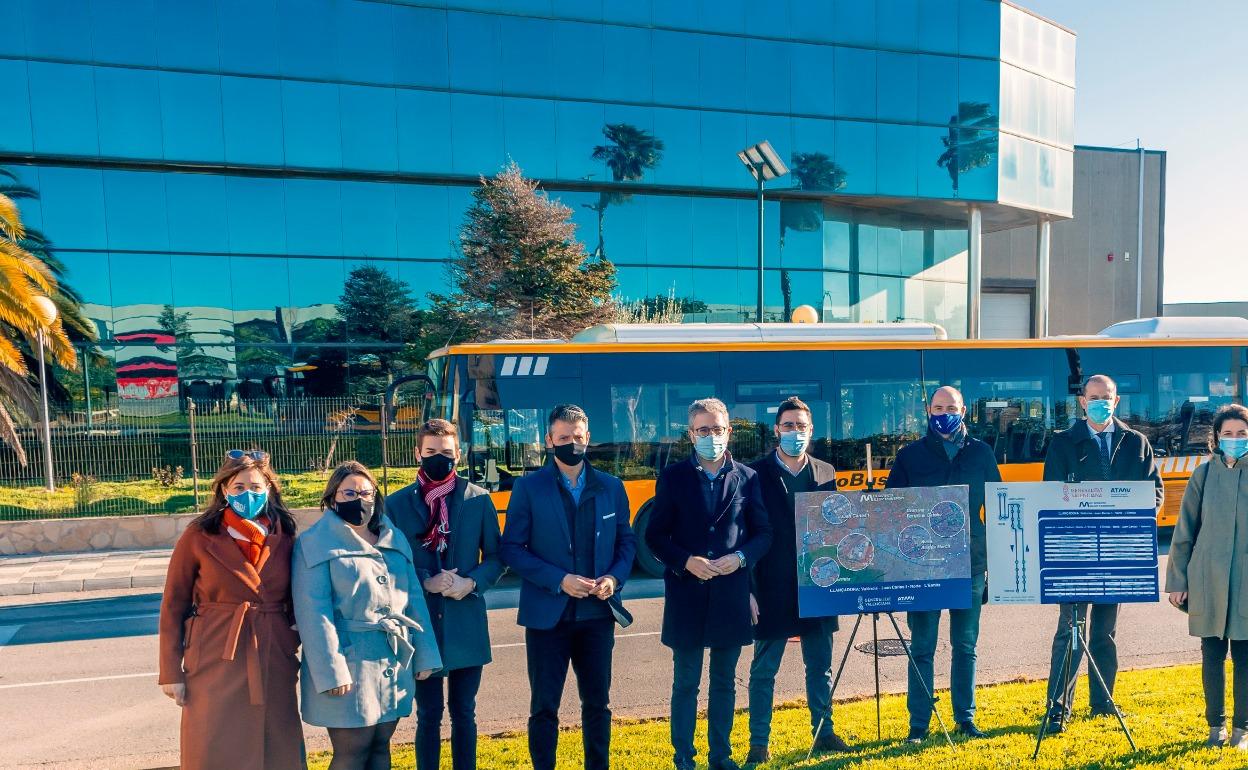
[0,467,422,519]
[310,663,1244,770]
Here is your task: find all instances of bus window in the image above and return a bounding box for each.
[832,350,925,471]
[607,381,713,478]
[927,349,1054,464]
[1054,346,1153,444]
[1152,346,1239,456]
[720,352,837,465]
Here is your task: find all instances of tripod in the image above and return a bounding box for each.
[1032,604,1136,759]
[808,610,953,758]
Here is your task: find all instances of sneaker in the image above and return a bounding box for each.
[957,721,987,739]
[744,745,770,765]
[1230,727,1248,750]
[905,728,928,744]
[812,732,852,753]
[1208,726,1229,748]
[1045,712,1067,734]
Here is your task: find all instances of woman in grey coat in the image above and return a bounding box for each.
[293,461,442,770]
[1167,404,1248,750]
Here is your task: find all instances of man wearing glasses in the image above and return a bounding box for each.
[744,397,849,764]
[645,398,773,770]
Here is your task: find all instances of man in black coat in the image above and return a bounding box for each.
[744,397,850,764]
[1043,374,1163,731]
[645,397,773,770]
[886,385,1001,743]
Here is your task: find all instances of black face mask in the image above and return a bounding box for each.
[334,497,373,526]
[552,441,586,467]
[420,453,456,481]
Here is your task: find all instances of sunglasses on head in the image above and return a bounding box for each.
[225,449,269,462]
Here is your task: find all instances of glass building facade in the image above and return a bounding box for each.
[0,0,1074,404]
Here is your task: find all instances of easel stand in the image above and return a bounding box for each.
[1032,604,1136,759]
[810,610,953,758]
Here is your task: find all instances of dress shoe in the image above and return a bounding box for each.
[744,745,770,765]
[905,727,928,744]
[957,720,987,739]
[813,732,852,752]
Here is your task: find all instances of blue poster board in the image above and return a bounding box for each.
[986,481,1159,605]
[794,485,972,617]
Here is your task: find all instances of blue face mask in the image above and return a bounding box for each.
[226,489,268,520]
[1220,437,1248,460]
[694,434,728,462]
[1086,398,1116,424]
[928,412,963,436]
[778,430,810,457]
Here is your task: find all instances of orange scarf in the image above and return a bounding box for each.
[223,509,270,567]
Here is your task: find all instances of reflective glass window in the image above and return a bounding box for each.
[277,0,336,80]
[285,179,343,257]
[335,1,397,84]
[779,202,824,270]
[170,255,234,324]
[396,184,452,261]
[651,1,698,28]
[159,72,225,162]
[341,183,398,259]
[450,94,505,175]
[646,196,693,267]
[959,58,1000,120]
[917,54,959,124]
[0,2,26,57]
[397,90,453,175]
[645,266,696,304]
[503,98,557,179]
[218,0,279,75]
[746,40,791,114]
[698,0,745,35]
[394,6,450,88]
[689,267,738,318]
[95,66,162,159]
[501,16,553,96]
[691,197,740,267]
[876,0,919,50]
[555,0,604,22]
[0,60,33,152]
[792,118,837,167]
[281,80,341,169]
[833,349,926,467]
[699,35,746,111]
[552,21,604,100]
[952,128,997,201]
[103,171,169,252]
[603,26,652,104]
[917,0,959,55]
[90,0,158,65]
[156,1,220,70]
[876,52,918,123]
[340,85,399,172]
[790,43,835,117]
[111,252,173,308]
[958,0,1000,58]
[650,107,700,187]
[651,30,697,107]
[222,76,284,165]
[287,257,347,313]
[59,251,113,323]
[225,177,286,254]
[833,47,876,120]
[699,111,749,189]
[448,11,502,93]
[746,114,794,176]
[397,260,444,305]
[916,126,957,199]
[28,62,99,155]
[834,0,876,46]
[599,192,647,265]
[166,173,229,253]
[22,0,92,60]
[553,101,606,182]
[876,124,918,197]
[929,348,1055,461]
[34,167,107,249]
[230,256,292,350]
[834,120,877,194]
[790,0,835,42]
[822,213,851,272]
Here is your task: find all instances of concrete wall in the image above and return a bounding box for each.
[983,146,1166,335]
[1165,301,1248,319]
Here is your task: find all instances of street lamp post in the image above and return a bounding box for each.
[31,295,58,492]
[737,141,789,323]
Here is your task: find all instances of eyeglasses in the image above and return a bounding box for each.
[778,421,811,431]
[226,449,269,462]
[339,489,375,500]
[692,426,729,438]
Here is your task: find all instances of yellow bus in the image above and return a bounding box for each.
[422,318,1248,576]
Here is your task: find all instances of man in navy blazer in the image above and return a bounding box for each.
[645,397,773,770]
[499,404,637,770]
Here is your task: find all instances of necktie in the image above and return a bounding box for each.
[1096,432,1111,478]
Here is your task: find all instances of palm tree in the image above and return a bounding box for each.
[585,123,665,258]
[0,169,80,465]
[780,151,848,244]
[937,102,999,193]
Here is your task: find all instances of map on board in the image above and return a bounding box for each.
[795,485,972,617]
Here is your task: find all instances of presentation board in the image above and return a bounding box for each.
[985,481,1158,605]
[795,485,971,617]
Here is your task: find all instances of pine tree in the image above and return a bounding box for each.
[433,162,617,341]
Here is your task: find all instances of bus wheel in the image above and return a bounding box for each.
[632,506,666,578]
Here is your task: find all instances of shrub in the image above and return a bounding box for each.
[70,472,97,508]
[151,465,184,488]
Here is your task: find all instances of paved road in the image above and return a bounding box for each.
[0,559,1200,770]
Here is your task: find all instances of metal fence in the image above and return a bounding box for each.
[0,396,426,521]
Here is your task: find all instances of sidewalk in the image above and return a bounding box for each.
[0,549,170,596]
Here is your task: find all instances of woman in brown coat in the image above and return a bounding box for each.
[158,450,306,769]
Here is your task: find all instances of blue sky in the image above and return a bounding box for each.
[1024,0,1247,304]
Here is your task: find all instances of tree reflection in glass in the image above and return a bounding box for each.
[937,102,999,195]
[585,123,664,258]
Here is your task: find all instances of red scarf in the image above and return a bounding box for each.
[223,508,270,567]
[418,469,456,554]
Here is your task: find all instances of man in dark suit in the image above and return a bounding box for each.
[645,397,773,770]
[1043,374,1163,731]
[745,397,850,764]
[886,385,1001,743]
[388,419,503,770]
[499,404,637,770]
